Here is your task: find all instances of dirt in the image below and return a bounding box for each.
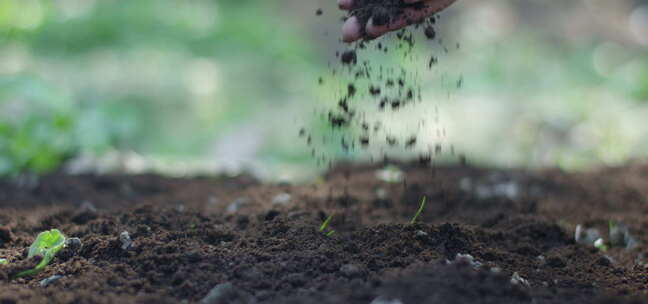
[349,0,431,32]
[306,0,451,167]
[0,163,647,303]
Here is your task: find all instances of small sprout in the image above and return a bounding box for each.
[409,197,426,225]
[0,258,7,265]
[594,238,608,252]
[319,215,335,237]
[17,229,66,278]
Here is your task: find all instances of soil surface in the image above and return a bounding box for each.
[1,162,647,303]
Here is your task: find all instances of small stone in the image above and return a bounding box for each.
[40,275,63,288]
[454,253,482,269]
[574,225,601,246]
[510,272,529,287]
[339,264,364,278]
[226,198,248,213]
[80,201,97,213]
[200,283,253,304]
[370,297,403,304]
[415,230,428,237]
[59,237,83,259]
[272,193,291,206]
[119,231,132,250]
[65,237,82,251]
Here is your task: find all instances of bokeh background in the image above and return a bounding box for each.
[0,0,647,180]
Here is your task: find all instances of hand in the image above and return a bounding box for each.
[339,0,457,42]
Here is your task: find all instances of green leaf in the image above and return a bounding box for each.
[319,215,333,233]
[409,197,426,225]
[0,258,7,265]
[16,229,66,278]
[28,229,65,258]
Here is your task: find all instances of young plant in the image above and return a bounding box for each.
[16,229,66,278]
[594,238,608,252]
[319,215,336,236]
[0,258,7,265]
[409,196,426,225]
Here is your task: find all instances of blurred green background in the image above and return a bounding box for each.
[0,0,647,180]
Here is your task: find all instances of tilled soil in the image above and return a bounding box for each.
[0,163,647,303]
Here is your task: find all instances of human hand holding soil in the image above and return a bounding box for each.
[339,0,457,42]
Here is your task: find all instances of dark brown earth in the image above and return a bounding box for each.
[349,0,432,35]
[1,162,647,303]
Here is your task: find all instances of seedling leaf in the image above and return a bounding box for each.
[326,230,336,237]
[0,258,7,265]
[594,238,608,252]
[320,215,333,232]
[409,197,426,225]
[16,229,66,278]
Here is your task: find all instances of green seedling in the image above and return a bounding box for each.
[594,238,608,252]
[409,196,426,225]
[16,229,66,278]
[319,215,335,236]
[0,258,7,265]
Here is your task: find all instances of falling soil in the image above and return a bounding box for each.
[1,163,648,303]
[306,0,455,168]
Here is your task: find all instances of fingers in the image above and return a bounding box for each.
[366,0,455,39]
[342,16,363,42]
[338,0,353,10]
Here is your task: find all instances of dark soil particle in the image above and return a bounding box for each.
[2,163,648,302]
[341,50,358,65]
[425,25,437,39]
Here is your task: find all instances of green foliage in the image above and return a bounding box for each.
[319,214,335,236]
[16,229,66,278]
[0,258,7,265]
[409,197,426,225]
[0,0,321,176]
